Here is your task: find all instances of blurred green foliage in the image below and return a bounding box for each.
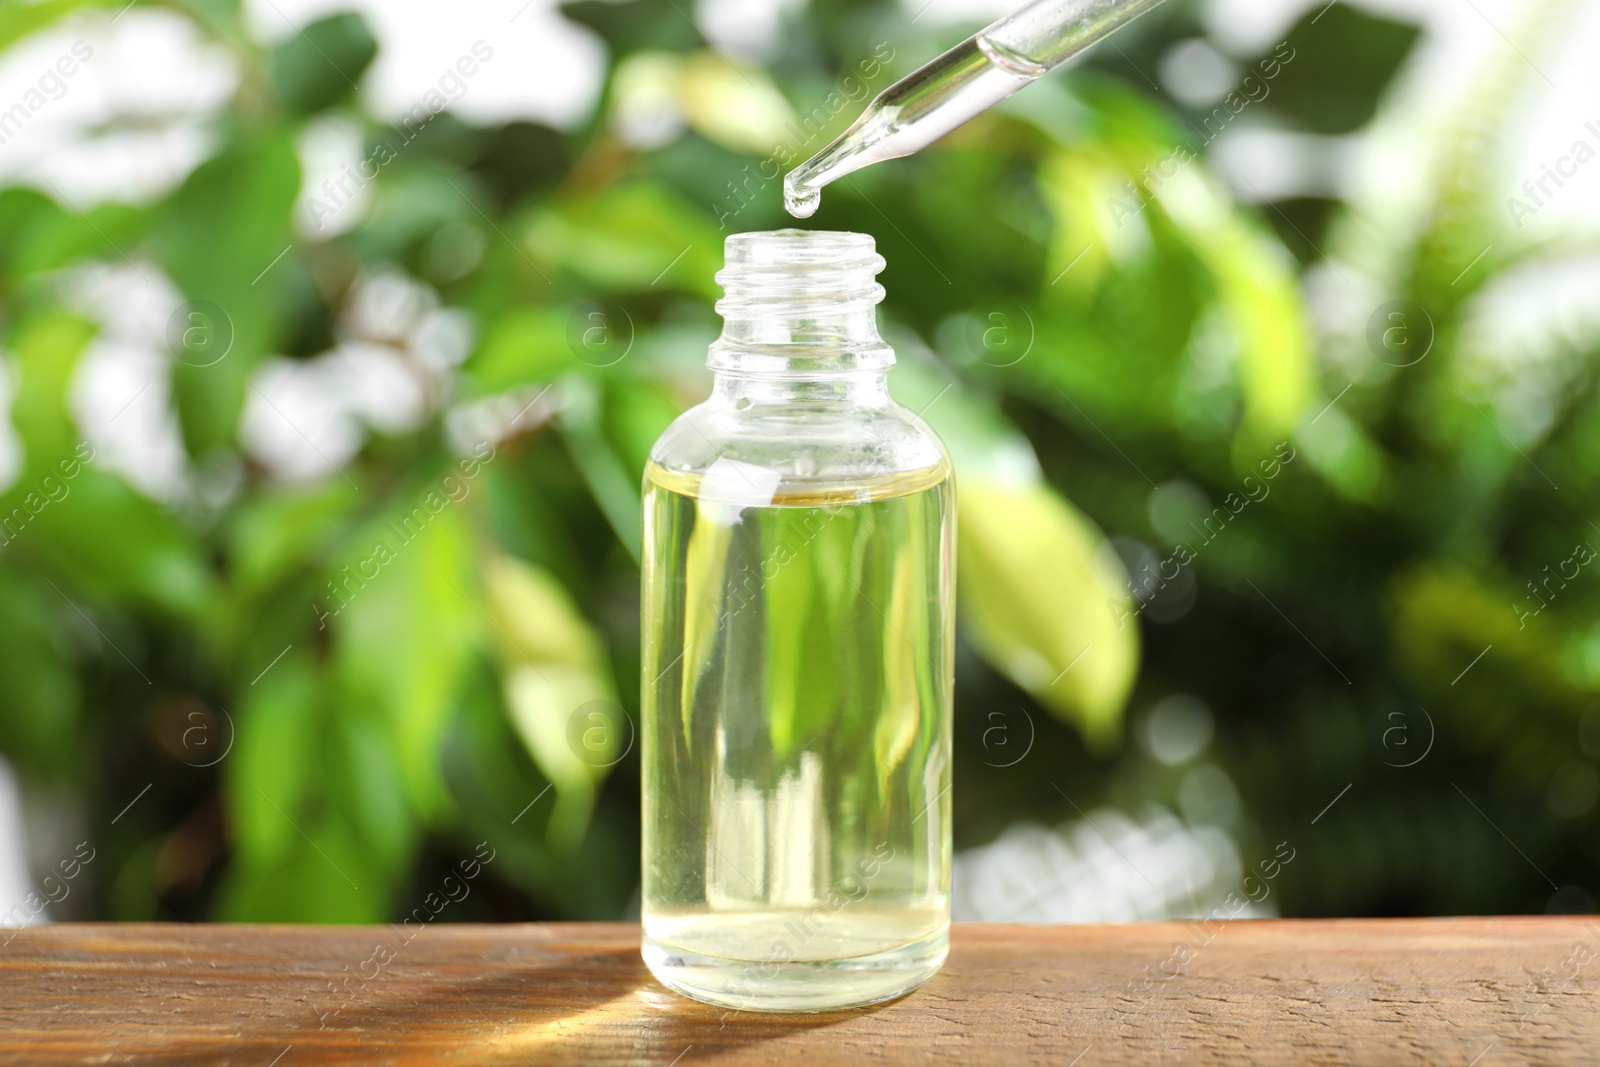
[0,0,1595,924]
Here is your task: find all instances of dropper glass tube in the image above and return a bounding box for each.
[783,0,1169,217]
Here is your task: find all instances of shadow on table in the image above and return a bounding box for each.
[316,933,885,1063]
[4,924,890,1066]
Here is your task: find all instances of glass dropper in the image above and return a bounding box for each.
[783,0,1170,217]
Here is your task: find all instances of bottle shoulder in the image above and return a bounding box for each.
[647,397,951,493]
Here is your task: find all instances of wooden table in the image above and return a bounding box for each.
[3,918,1597,1065]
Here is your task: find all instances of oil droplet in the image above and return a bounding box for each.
[783,174,820,219]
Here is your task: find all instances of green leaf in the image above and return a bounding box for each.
[559,0,699,59]
[22,468,214,618]
[1030,85,1314,441]
[7,312,92,460]
[228,481,361,597]
[330,498,478,820]
[0,0,106,52]
[528,181,722,296]
[559,378,642,562]
[604,378,682,482]
[1255,5,1422,135]
[225,655,323,870]
[269,12,377,115]
[0,189,71,283]
[482,552,618,849]
[1390,563,1578,704]
[465,305,570,394]
[327,708,415,875]
[215,815,379,923]
[5,315,212,617]
[157,132,301,454]
[0,573,80,774]
[15,199,150,282]
[957,480,1139,750]
[3,320,215,618]
[885,333,1041,484]
[1291,401,1391,504]
[1169,191,1314,439]
[887,340,1137,744]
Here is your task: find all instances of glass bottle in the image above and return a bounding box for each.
[640,229,954,1011]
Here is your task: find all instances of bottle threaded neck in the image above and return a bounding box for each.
[711,229,892,374]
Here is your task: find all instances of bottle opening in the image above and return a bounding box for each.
[716,229,886,314]
[711,230,892,373]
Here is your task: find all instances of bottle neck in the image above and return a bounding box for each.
[708,228,894,390]
[709,306,894,389]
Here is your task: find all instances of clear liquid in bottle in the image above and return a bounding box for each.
[641,461,954,1011]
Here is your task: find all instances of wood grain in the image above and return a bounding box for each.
[2,919,1597,1065]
